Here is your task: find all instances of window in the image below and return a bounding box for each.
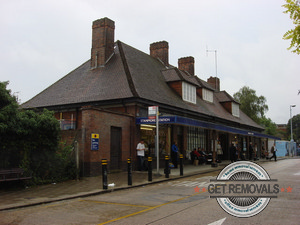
[203,88,213,103]
[182,82,196,104]
[232,102,240,117]
[58,112,76,130]
[187,127,207,152]
[59,119,76,130]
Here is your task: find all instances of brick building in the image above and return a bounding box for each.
[22,17,279,176]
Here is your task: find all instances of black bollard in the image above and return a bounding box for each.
[102,159,108,189]
[179,154,184,176]
[164,155,170,178]
[128,158,132,185]
[148,157,152,182]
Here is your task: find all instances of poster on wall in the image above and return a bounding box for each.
[91,133,99,150]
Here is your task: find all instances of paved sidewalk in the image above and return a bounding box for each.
[0,158,282,211]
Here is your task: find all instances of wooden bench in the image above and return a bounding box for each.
[0,168,32,182]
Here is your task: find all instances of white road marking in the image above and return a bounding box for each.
[207,217,226,225]
[171,180,226,187]
[294,172,300,175]
[171,181,207,187]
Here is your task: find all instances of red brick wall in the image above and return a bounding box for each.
[221,102,232,114]
[178,56,194,76]
[150,41,169,66]
[197,88,203,98]
[169,81,183,97]
[81,107,135,175]
[91,18,115,68]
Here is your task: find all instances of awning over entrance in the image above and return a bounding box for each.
[136,116,280,140]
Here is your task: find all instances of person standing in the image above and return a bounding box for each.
[217,141,223,163]
[249,142,253,160]
[230,143,237,163]
[171,142,179,168]
[136,140,145,171]
[269,143,277,162]
[254,143,258,160]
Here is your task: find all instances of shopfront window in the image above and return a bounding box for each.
[187,127,207,151]
[140,124,169,157]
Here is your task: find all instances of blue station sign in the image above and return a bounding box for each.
[91,133,99,150]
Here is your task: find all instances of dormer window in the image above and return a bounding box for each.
[203,88,213,103]
[232,102,240,117]
[182,82,196,104]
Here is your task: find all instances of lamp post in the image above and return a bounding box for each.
[290,105,296,141]
[290,104,296,156]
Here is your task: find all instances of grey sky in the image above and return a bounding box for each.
[0,0,299,124]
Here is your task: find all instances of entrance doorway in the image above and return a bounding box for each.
[110,126,122,170]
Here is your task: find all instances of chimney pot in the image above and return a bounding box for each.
[150,41,169,66]
[207,76,220,91]
[178,56,195,76]
[91,17,115,68]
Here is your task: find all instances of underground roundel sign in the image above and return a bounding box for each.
[208,161,279,218]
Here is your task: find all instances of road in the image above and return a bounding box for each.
[0,159,299,225]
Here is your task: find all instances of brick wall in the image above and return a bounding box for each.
[178,56,195,76]
[91,18,115,68]
[81,106,135,176]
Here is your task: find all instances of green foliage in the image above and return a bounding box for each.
[283,0,300,54]
[233,86,268,123]
[287,114,300,141]
[259,117,278,136]
[0,81,77,184]
[233,86,278,136]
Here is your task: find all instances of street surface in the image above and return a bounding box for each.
[0,159,299,225]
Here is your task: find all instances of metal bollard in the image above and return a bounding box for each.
[128,158,132,185]
[102,159,108,189]
[179,154,183,176]
[148,157,152,182]
[164,155,170,178]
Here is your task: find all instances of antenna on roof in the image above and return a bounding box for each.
[206,47,218,78]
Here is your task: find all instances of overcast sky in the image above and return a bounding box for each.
[0,0,299,124]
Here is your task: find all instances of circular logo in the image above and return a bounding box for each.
[215,161,271,218]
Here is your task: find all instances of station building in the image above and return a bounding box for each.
[22,17,280,176]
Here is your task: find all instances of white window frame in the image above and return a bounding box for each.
[182,82,196,104]
[232,102,240,117]
[202,88,213,103]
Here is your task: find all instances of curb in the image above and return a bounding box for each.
[0,166,225,211]
[0,157,291,211]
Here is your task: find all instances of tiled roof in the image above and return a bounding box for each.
[216,91,240,104]
[22,40,263,130]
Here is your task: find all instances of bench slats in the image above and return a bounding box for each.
[0,168,32,182]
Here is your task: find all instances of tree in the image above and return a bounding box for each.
[259,117,277,136]
[287,114,300,142]
[233,86,277,136]
[0,81,76,184]
[283,0,300,54]
[0,81,20,168]
[233,86,268,123]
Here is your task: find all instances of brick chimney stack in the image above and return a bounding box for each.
[207,76,220,91]
[91,17,115,68]
[150,41,169,66]
[178,56,195,76]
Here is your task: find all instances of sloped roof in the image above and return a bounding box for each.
[22,40,263,130]
[216,91,240,104]
[161,67,215,91]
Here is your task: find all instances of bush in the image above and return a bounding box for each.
[0,81,77,185]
